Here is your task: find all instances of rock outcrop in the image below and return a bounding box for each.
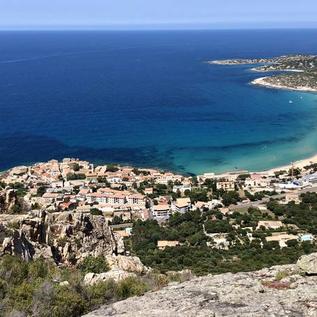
[297,252,317,275]
[84,269,136,285]
[0,210,116,264]
[106,255,148,274]
[84,262,317,317]
[83,255,149,285]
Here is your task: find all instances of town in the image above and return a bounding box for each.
[1,157,317,266]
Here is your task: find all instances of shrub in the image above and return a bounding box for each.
[8,282,35,313]
[0,255,28,286]
[90,208,103,216]
[115,277,148,299]
[50,285,86,317]
[78,256,109,274]
[86,280,117,307]
[275,270,290,281]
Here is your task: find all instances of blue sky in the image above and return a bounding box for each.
[1,0,317,30]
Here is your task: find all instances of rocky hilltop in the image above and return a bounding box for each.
[84,253,317,317]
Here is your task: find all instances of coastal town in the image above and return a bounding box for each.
[1,156,317,266]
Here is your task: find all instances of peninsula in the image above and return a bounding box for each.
[210,54,317,92]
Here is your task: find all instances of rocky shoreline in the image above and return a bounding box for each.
[210,54,317,93]
[251,76,317,93]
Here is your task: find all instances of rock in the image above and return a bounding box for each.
[84,269,136,285]
[2,237,13,251]
[0,211,116,264]
[83,263,317,317]
[106,255,148,274]
[10,166,28,176]
[59,281,70,287]
[297,252,317,274]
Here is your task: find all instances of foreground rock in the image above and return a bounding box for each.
[297,252,317,275]
[84,263,317,317]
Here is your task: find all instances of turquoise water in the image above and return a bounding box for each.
[1,30,317,174]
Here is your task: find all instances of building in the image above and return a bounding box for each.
[244,174,271,189]
[172,184,191,194]
[172,198,191,213]
[151,204,171,221]
[126,193,146,207]
[157,240,180,250]
[256,221,283,230]
[266,233,298,248]
[284,191,301,204]
[216,180,235,191]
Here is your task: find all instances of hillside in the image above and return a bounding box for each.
[84,253,317,317]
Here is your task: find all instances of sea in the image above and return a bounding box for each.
[1,29,317,175]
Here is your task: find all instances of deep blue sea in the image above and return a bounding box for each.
[1,30,317,175]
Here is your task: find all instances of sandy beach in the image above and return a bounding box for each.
[263,153,317,174]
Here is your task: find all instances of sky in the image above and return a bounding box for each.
[1,0,317,30]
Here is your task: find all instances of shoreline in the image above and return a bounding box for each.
[260,153,317,175]
[251,77,317,93]
[3,151,317,178]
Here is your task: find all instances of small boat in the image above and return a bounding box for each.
[289,100,293,104]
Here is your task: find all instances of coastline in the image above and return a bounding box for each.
[261,153,317,175]
[251,77,317,93]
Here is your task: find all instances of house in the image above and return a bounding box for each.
[126,193,145,206]
[157,240,180,250]
[284,191,301,204]
[151,204,171,221]
[172,184,191,194]
[172,198,191,213]
[86,190,126,205]
[266,233,298,248]
[216,180,235,191]
[299,233,314,242]
[244,174,271,189]
[207,233,230,250]
[113,210,132,222]
[42,192,63,204]
[256,220,283,230]
[144,188,153,195]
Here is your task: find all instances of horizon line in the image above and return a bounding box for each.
[1,26,317,32]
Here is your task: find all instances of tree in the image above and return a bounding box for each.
[90,208,103,216]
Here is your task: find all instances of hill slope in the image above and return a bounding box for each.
[84,254,317,317]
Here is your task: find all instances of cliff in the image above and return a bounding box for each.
[0,210,120,265]
[84,253,317,317]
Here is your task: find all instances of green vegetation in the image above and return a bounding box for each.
[0,255,168,317]
[267,192,317,234]
[77,256,110,274]
[8,182,27,197]
[106,164,119,173]
[127,201,317,276]
[90,208,103,216]
[66,173,86,181]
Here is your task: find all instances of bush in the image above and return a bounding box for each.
[90,208,103,216]
[8,282,35,312]
[78,256,109,274]
[115,277,148,299]
[86,280,117,308]
[50,285,86,317]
